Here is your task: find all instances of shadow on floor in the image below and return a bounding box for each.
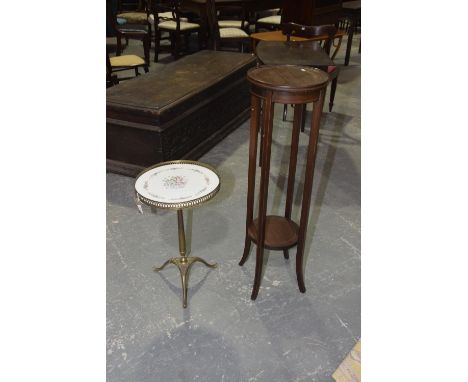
[131,325,245,382]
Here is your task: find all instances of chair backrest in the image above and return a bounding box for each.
[206,0,248,49]
[256,7,281,21]
[281,22,337,55]
[108,0,150,31]
[118,0,144,13]
[150,0,182,26]
[217,3,247,29]
[107,0,120,32]
[205,0,220,48]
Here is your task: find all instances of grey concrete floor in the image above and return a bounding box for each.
[107,33,360,382]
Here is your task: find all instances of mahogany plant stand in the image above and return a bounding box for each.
[239,65,329,300]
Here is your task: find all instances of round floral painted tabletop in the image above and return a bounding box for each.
[135,162,220,206]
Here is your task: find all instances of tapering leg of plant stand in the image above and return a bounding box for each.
[240,95,260,266]
[251,92,274,301]
[296,89,326,293]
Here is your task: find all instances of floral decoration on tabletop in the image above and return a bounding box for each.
[162,175,188,190]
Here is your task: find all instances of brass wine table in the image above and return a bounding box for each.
[135,160,220,308]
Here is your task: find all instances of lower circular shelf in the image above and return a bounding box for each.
[247,215,299,250]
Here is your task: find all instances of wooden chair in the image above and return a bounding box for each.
[254,8,281,32]
[147,0,189,61]
[116,0,149,25]
[282,22,341,116]
[149,0,201,62]
[106,52,148,87]
[283,22,343,59]
[107,0,151,66]
[217,3,249,32]
[206,0,250,52]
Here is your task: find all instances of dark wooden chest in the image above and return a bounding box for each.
[107,50,257,176]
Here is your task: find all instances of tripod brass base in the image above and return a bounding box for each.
[153,210,216,308]
[154,256,217,308]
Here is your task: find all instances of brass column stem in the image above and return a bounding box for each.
[154,208,217,308]
[177,209,187,258]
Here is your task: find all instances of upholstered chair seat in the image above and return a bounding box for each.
[148,13,188,25]
[107,51,148,86]
[219,27,248,38]
[206,0,250,51]
[158,20,200,31]
[109,54,146,67]
[116,12,148,24]
[159,11,188,21]
[256,15,281,25]
[218,20,248,29]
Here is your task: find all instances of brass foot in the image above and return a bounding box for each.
[190,256,217,269]
[154,256,217,308]
[152,258,173,272]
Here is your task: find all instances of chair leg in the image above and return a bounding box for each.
[197,30,201,51]
[143,36,150,67]
[169,32,175,57]
[329,77,338,112]
[154,29,161,63]
[246,39,252,53]
[148,24,152,49]
[174,32,180,59]
[116,36,122,56]
[183,33,189,52]
[135,67,139,76]
[331,36,343,60]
